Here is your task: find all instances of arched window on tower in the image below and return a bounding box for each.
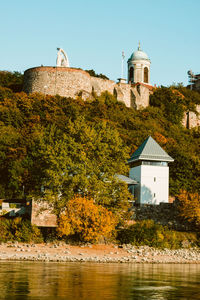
[129,67,134,83]
[144,67,148,83]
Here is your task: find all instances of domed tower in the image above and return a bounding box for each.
[127,43,151,84]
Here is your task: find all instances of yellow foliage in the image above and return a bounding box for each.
[178,191,200,226]
[154,132,167,145]
[57,196,117,242]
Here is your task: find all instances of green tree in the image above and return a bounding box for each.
[0,71,23,92]
[34,117,131,215]
[150,87,187,124]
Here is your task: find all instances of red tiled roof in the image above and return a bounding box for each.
[134,82,155,91]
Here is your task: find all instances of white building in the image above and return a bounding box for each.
[128,136,174,205]
[127,42,151,84]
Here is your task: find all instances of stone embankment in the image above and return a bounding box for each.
[132,202,193,231]
[0,243,200,264]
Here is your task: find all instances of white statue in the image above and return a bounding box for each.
[56,48,69,67]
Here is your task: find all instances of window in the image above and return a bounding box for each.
[144,67,148,83]
[130,161,142,168]
[154,193,156,197]
[142,161,168,166]
[154,177,156,182]
[130,161,168,167]
[129,67,134,83]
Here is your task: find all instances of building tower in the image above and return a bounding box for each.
[128,136,174,205]
[127,43,151,84]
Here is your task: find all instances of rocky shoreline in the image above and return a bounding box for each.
[0,243,200,264]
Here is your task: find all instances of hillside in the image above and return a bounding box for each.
[0,71,200,204]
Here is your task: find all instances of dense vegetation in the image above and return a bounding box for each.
[0,217,43,243]
[0,75,200,199]
[0,71,200,245]
[117,220,199,249]
[178,191,200,229]
[0,71,23,92]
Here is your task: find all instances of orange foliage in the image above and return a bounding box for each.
[178,191,200,226]
[171,89,185,99]
[57,196,117,243]
[154,132,167,145]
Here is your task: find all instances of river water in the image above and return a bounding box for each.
[0,262,200,299]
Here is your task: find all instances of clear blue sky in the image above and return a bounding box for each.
[1,0,200,86]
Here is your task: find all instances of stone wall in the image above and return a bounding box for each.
[91,76,115,96]
[31,199,57,227]
[182,105,200,128]
[23,67,92,99]
[132,202,193,231]
[23,66,150,109]
[23,66,200,127]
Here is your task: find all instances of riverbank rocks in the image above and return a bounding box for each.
[0,243,200,264]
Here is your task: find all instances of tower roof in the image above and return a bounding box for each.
[128,136,174,163]
[128,42,150,62]
[116,174,138,185]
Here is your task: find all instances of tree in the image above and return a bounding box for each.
[0,125,27,198]
[57,196,117,243]
[150,87,187,124]
[35,117,131,214]
[0,71,23,92]
[178,191,200,228]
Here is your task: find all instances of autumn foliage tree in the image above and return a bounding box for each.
[178,191,200,228]
[57,196,117,243]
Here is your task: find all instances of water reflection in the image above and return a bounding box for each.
[0,262,200,299]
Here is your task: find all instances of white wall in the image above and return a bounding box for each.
[128,59,151,84]
[130,164,169,205]
[129,166,141,203]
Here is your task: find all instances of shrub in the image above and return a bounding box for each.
[117,220,198,249]
[57,196,117,243]
[0,218,13,242]
[177,191,200,228]
[0,217,43,243]
[0,71,23,91]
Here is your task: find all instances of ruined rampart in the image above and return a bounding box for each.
[23,66,200,127]
[182,105,200,128]
[23,66,150,109]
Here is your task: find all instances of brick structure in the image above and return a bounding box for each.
[31,199,57,227]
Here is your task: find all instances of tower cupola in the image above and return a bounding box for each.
[127,43,151,84]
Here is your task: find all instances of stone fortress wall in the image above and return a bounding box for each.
[23,66,150,109]
[23,66,200,128]
[182,106,200,128]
